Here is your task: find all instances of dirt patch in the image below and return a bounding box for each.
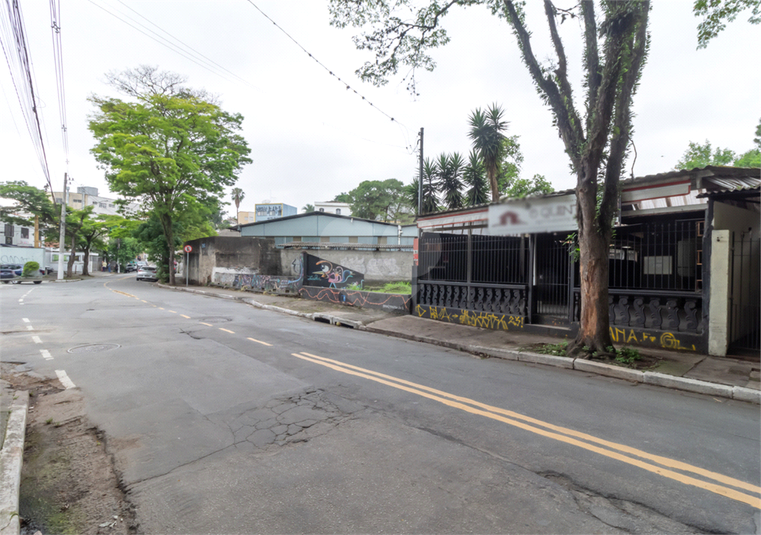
[1,364,135,535]
[523,344,662,370]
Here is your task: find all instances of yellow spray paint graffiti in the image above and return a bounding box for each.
[609,327,696,351]
[417,305,524,331]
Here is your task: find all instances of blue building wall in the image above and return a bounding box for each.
[240,213,417,246]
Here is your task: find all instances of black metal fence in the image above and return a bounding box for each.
[729,232,760,353]
[417,219,706,334]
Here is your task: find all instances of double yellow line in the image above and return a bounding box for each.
[292,351,761,508]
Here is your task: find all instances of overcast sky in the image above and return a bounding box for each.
[1,1,758,216]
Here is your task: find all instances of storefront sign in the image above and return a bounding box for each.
[488,194,578,234]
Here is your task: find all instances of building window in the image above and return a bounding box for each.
[4,224,13,236]
[100,202,107,208]
[320,236,330,242]
[319,208,325,212]
[378,236,388,245]
[21,228,29,239]
[4,237,11,245]
[336,208,341,215]
[73,199,82,203]
[56,197,63,204]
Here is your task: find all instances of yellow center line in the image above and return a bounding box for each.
[247,337,273,347]
[141,300,148,303]
[158,307,164,310]
[292,351,761,508]
[180,314,190,319]
[199,322,213,327]
[168,310,177,314]
[219,328,235,334]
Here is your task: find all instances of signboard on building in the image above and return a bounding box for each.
[488,194,578,234]
[255,203,297,222]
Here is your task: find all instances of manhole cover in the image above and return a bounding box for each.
[199,317,232,323]
[68,343,121,354]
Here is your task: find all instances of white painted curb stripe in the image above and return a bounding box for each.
[40,349,53,360]
[55,370,76,389]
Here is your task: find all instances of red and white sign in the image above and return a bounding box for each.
[183,245,193,253]
[489,194,577,234]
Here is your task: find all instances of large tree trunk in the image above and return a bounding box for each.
[66,235,77,278]
[82,247,90,276]
[570,163,615,357]
[161,214,176,286]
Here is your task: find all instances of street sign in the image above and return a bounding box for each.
[183,245,193,253]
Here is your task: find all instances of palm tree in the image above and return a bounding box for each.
[302,204,315,213]
[231,187,245,223]
[468,104,508,201]
[463,150,489,206]
[435,152,465,210]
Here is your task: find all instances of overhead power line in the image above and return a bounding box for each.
[87,0,258,89]
[243,0,413,151]
[49,0,69,169]
[0,0,54,193]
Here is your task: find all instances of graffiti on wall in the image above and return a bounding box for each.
[213,257,304,294]
[305,253,363,289]
[416,305,525,331]
[300,286,410,313]
[608,327,696,351]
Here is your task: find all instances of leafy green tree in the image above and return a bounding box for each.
[435,152,465,210]
[496,135,526,196]
[674,141,736,170]
[463,150,490,206]
[694,0,760,48]
[63,207,92,277]
[302,204,315,213]
[0,181,58,241]
[333,193,352,203]
[330,0,651,356]
[88,67,252,285]
[78,215,111,276]
[468,105,508,201]
[503,174,554,199]
[344,179,406,221]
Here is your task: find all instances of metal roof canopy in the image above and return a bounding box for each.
[417,166,760,232]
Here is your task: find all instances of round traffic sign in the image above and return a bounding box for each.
[183,245,193,253]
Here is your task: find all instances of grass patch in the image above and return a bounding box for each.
[534,340,569,356]
[349,281,412,294]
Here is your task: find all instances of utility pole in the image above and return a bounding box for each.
[57,173,67,280]
[418,127,424,217]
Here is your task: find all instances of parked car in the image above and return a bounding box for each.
[1,264,23,276]
[1,266,17,283]
[136,265,158,282]
[125,262,138,272]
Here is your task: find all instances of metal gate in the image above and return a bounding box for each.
[728,231,760,355]
[533,233,573,323]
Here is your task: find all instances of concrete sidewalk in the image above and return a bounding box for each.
[159,282,760,404]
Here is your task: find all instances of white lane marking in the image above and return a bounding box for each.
[40,349,53,360]
[18,299,23,303]
[55,370,76,389]
[22,318,30,323]
[26,325,34,331]
[32,336,42,344]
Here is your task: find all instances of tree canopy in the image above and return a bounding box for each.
[330,0,650,356]
[337,179,409,222]
[88,67,252,284]
[674,119,761,170]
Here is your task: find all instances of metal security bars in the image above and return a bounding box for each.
[608,219,703,292]
[729,231,760,354]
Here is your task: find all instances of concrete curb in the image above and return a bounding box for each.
[158,284,760,405]
[0,390,29,535]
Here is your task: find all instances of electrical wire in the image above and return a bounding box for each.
[49,0,69,169]
[87,0,258,89]
[0,0,54,193]
[243,0,414,153]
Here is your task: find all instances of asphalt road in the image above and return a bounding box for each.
[2,276,759,534]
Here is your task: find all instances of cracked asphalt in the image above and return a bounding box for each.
[2,276,758,534]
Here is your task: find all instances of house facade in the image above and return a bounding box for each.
[413,167,760,357]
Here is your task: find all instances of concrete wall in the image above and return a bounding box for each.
[185,236,280,286]
[708,230,731,356]
[300,286,410,314]
[0,246,44,267]
[281,249,413,284]
[712,202,760,347]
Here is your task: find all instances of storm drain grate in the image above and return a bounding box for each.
[68,343,121,354]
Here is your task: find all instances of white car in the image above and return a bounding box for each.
[136,265,158,282]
